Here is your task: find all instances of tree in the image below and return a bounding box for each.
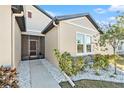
[99,15,124,74]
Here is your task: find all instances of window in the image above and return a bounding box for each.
[85,35,92,52]
[28,11,32,18]
[76,33,84,53]
[76,33,92,54]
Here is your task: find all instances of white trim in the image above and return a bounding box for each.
[27,29,44,33]
[12,11,24,68]
[76,32,93,56]
[64,21,97,32]
[21,31,45,36]
[23,5,27,32]
[76,32,85,53]
[76,52,94,56]
[85,35,93,53]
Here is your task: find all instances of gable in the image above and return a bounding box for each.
[63,16,98,31]
[24,5,52,33]
[42,13,102,34]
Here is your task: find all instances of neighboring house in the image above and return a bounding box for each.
[0,5,111,68]
[116,40,124,55]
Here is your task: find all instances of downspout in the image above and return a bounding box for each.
[53,21,58,27]
[52,21,75,87]
[12,11,23,68]
[52,21,60,50]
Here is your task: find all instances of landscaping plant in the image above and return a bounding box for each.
[83,56,92,70]
[0,66,18,88]
[99,14,124,74]
[54,49,84,76]
[72,56,84,75]
[54,49,73,76]
[93,54,109,75]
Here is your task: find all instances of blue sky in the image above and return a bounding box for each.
[39,5,124,24]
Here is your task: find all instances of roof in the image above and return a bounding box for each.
[33,5,54,20]
[12,5,102,34]
[12,5,26,31]
[55,13,89,21]
[11,5,54,32]
[42,13,103,34]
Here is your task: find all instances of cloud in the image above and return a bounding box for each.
[94,8,106,14]
[108,5,124,12]
[109,16,116,21]
[97,17,116,28]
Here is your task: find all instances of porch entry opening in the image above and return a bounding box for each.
[21,35,45,60]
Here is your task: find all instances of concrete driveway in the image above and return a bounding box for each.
[29,60,60,88]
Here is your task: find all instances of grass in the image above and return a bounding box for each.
[116,55,124,70]
[59,79,124,88]
[109,55,124,71]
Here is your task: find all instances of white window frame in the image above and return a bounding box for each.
[85,35,92,53]
[76,32,85,55]
[76,32,93,56]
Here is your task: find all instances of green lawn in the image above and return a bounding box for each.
[116,56,124,70]
[109,56,124,71]
[59,79,124,88]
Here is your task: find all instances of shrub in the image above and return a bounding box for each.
[72,57,84,75]
[60,52,73,76]
[54,49,84,76]
[108,54,121,63]
[83,56,92,70]
[102,55,109,69]
[93,54,109,75]
[54,49,73,76]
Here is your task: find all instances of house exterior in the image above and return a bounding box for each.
[116,40,124,55]
[0,5,113,68]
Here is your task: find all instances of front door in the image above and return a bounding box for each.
[29,40,37,57]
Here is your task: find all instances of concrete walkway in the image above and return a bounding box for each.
[29,60,60,88]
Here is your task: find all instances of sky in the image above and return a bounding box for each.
[39,5,124,25]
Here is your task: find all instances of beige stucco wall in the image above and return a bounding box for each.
[67,16,98,31]
[0,6,12,66]
[24,5,52,33]
[58,17,114,56]
[45,17,101,66]
[14,20,21,67]
[45,27,59,67]
[59,21,100,56]
[45,16,113,66]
